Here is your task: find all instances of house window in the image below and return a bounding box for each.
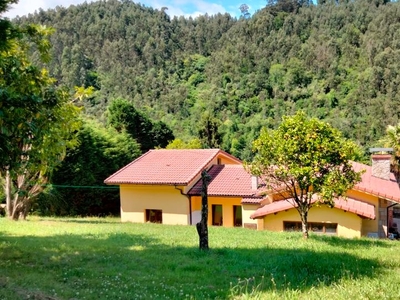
[283,221,337,234]
[393,207,400,218]
[146,209,162,223]
[212,205,223,226]
[233,205,242,227]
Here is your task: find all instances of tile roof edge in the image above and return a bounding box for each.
[104,150,153,184]
[353,186,400,203]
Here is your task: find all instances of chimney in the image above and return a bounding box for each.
[370,148,393,180]
[251,176,259,190]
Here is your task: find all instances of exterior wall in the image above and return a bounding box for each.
[191,196,248,227]
[378,198,389,238]
[346,190,380,237]
[120,184,189,225]
[242,204,259,229]
[261,206,362,238]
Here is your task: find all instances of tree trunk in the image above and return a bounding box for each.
[196,170,211,250]
[300,209,309,239]
[5,170,12,218]
[4,169,45,221]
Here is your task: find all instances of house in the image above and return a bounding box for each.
[251,153,400,238]
[105,149,400,238]
[104,149,260,227]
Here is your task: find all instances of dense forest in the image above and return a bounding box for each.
[6,0,400,216]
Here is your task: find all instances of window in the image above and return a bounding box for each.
[212,205,223,226]
[284,221,337,234]
[146,209,162,223]
[393,207,400,218]
[233,205,242,227]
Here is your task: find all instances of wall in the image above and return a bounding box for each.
[242,204,258,229]
[261,206,362,238]
[120,184,189,225]
[346,190,379,236]
[191,196,245,227]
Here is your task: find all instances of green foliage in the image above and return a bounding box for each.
[107,98,174,152]
[249,111,363,238]
[166,138,202,149]
[13,0,400,162]
[40,118,141,216]
[0,14,83,219]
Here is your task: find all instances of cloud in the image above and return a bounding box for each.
[2,0,257,20]
[3,0,95,18]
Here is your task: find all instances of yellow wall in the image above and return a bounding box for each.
[191,196,249,227]
[262,205,362,238]
[242,204,258,228]
[346,189,380,236]
[120,184,189,225]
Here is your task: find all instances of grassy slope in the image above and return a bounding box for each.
[0,217,399,299]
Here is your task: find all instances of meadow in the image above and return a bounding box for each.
[0,217,399,299]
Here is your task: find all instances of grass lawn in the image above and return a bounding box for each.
[0,217,400,299]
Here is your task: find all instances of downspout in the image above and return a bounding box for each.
[175,185,192,225]
[387,202,398,236]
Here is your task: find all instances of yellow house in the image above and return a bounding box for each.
[105,150,400,238]
[104,149,261,226]
[251,154,400,238]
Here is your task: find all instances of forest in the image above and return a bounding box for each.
[3,0,400,216]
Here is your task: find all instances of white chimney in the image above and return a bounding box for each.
[370,148,393,180]
[251,176,259,190]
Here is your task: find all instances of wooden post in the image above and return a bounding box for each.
[196,170,211,250]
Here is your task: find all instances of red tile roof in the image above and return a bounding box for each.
[188,164,260,197]
[352,161,400,202]
[251,197,376,219]
[104,149,241,185]
[241,197,264,204]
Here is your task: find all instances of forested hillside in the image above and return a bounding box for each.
[16,0,400,160]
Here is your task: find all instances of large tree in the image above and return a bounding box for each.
[0,3,84,219]
[107,98,174,152]
[249,112,362,238]
[40,118,141,216]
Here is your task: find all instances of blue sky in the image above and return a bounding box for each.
[4,0,266,19]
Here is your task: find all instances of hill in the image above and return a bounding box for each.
[15,0,400,160]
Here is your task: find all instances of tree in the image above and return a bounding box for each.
[380,123,400,179]
[248,111,362,238]
[196,170,211,250]
[107,98,174,152]
[0,7,84,219]
[40,118,141,216]
[166,138,202,149]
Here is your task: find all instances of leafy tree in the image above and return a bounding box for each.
[0,5,85,219]
[198,111,222,148]
[166,138,202,149]
[248,112,362,238]
[380,123,400,179]
[41,119,141,216]
[107,98,174,152]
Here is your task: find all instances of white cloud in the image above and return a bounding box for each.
[3,0,94,18]
[3,0,259,19]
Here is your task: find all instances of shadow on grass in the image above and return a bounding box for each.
[310,234,391,248]
[35,217,118,224]
[0,228,390,299]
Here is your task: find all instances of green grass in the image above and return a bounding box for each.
[0,217,400,299]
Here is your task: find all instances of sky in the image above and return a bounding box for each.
[3,0,266,19]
